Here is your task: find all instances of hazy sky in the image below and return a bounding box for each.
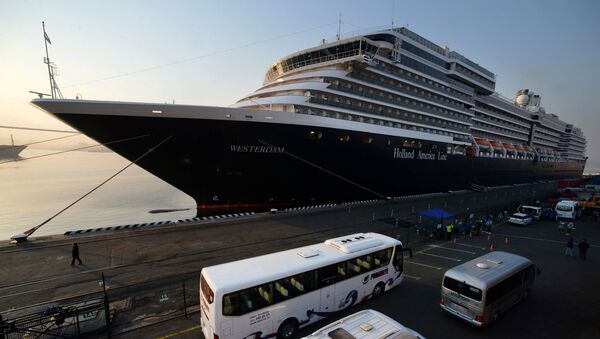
[1,0,599,170]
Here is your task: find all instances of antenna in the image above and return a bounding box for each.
[391,0,395,29]
[41,21,62,99]
[336,12,341,41]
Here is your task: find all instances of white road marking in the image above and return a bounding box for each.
[403,274,421,280]
[451,242,487,250]
[419,252,462,262]
[493,233,600,248]
[404,260,442,270]
[427,244,476,254]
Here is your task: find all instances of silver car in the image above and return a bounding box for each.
[508,213,532,226]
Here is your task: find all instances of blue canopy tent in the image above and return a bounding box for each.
[417,208,454,221]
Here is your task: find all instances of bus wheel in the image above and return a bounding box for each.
[277,318,298,339]
[372,283,385,299]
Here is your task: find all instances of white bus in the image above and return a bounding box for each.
[440,251,535,327]
[200,233,405,339]
[302,309,425,339]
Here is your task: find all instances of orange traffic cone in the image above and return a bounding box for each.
[487,234,491,241]
[504,237,509,244]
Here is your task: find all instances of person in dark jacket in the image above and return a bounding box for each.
[71,243,82,265]
[565,237,574,257]
[578,239,590,260]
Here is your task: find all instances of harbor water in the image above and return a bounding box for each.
[0,148,196,240]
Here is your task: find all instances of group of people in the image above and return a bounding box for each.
[565,237,590,260]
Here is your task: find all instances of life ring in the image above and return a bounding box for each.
[466,147,476,157]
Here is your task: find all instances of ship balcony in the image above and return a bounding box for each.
[346,72,472,114]
[448,63,495,94]
[324,84,472,126]
[369,61,475,99]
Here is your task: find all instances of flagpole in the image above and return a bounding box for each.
[42,21,54,98]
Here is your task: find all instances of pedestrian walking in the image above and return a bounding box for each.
[593,210,599,222]
[71,243,82,265]
[446,223,454,240]
[578,239,590,260]
[565,237,574,257]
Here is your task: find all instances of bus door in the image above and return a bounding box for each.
[317,264,338,313]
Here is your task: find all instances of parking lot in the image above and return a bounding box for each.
[296,214,600,339]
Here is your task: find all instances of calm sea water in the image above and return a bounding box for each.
[0,149,196,240]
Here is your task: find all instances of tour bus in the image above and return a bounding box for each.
[200,233,404,339]
[440,251,535,327]
[555,200,579,220]
[302,309,425,339]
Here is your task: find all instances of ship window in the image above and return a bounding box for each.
[308,130,323,140]
[362,136,373,144]
[338,133,350,142]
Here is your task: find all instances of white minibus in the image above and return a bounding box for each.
[200,233,404,339]
[555,200,579,220]
[302,309,424,339]
[440,251,535,327]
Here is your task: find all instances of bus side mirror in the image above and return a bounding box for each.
[536,268,541,275]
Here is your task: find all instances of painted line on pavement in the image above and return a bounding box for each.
[493,233,600,248]
[427,244,476,254]
[156,325,201,339]
[451,242,487,250]
[404,260,442,270]
[403,274,421,280]
[419,252,462,262]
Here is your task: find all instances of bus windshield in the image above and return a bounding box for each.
[556,205,573,211]
[443,277,482,301]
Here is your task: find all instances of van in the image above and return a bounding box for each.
[517,205,542,220]
[555,200,579,220]
[302,309,425,339]
[440,251,536,327]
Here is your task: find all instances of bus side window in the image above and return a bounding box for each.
[336,261,347,281]
[346,258,364,277]
[393,245,403,271]
[373,248,393,268]
[290,271,315,294]
[223,293,241,316]
[317,264,338,288]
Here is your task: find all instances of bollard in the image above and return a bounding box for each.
[504,237,509,244]
[487,234,491,241]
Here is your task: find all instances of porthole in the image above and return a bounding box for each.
[308,130,323,140]
[338,133,350,142]
[362,136,373,144]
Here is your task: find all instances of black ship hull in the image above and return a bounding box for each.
[41,105,584,216]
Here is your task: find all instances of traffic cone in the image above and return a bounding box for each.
[487,234,491,241]
[453,238,457,244]
[489,244,494,251]
[504,237,509,244]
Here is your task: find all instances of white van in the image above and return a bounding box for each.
[555,200,579,220]
[517,205,542,220]
[440,251,536,327]
[302,309,425,339]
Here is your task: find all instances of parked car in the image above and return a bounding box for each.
[509,213,533,226]
[517,205,542,220]
[302,309,425,339]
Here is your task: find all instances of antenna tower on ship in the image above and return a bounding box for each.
[42,21,63,99]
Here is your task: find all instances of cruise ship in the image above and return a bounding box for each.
[31,27,586,215]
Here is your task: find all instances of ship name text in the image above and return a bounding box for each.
[393,148,447,161]
[230,145,285,153]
